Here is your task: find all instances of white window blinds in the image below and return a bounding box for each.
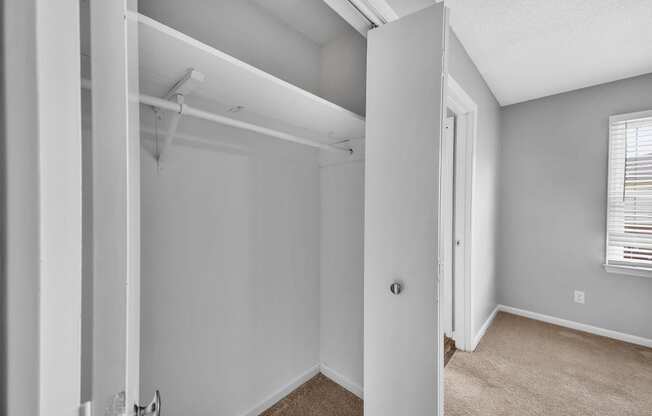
[606,110,652,269]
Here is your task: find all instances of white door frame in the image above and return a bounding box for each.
[33,1,140,413]
[90,0,141,414]
[440,117,455,338]
[36,0,84,414]
[445,75,477,353]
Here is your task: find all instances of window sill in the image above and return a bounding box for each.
[604,264,652,279]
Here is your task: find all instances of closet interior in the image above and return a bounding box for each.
[81,0,367,414]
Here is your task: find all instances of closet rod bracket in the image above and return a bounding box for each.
[155,69,205,169]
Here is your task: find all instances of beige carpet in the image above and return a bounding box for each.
[261,313,651,415]
[445,312,652,416]
[261,373,362,416]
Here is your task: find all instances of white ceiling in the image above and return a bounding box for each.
[382,0,652,105]
[249,0,356,45]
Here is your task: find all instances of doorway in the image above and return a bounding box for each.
[441,75,477,354]
[439,74,477,414]
[441,114,456,365]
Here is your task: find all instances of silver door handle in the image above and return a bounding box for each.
[135,391,160,416]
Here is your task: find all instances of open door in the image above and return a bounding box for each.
[89,0,143,414]
[365,3,449,416]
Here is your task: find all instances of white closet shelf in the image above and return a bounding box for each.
[131,11,365,148]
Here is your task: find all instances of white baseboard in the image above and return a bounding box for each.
[240,364,320,416]
[239,363,363,416]
[499,305,652,348]
[471,305,499,351]
[320,364,364,399]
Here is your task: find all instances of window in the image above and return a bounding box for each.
[605,110,652,277]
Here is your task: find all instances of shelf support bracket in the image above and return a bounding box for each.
[155,68,205,169]
[156,94,183,168]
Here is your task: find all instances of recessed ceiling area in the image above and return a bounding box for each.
[250,0,358,45]
[383,0,652,105]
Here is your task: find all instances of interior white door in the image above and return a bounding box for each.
[441,117,455,337]
[365,3,449,415]
[90,0,142,414]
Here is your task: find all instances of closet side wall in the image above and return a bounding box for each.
[319,161,364,393]
[139,119,321,416]
[316,11,367,394]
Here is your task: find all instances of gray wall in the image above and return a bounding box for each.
[320,31,367,116]
[80,0,93,404]
[448,32,502,340]
[498,73,652,339]
[80,93,93,403]
[2,1,39,414]
[1,1,5,409]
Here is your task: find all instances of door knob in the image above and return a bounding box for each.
[390,282,402,295]
[135,391,160,416]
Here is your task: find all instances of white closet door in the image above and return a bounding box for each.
[364,3,449,415]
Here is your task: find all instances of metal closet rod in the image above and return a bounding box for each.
[80,78,353,154]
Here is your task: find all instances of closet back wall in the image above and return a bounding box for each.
[140,118,320,416]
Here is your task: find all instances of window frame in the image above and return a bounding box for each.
[604,109,652,278]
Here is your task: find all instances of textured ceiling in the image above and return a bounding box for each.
[383,0,652,105]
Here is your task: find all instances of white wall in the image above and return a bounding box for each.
[319,161,364,392]
[139,117,321,416]
[499,73,652,340]
[448,32,502,341]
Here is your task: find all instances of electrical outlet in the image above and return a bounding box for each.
[574,290,585,304]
